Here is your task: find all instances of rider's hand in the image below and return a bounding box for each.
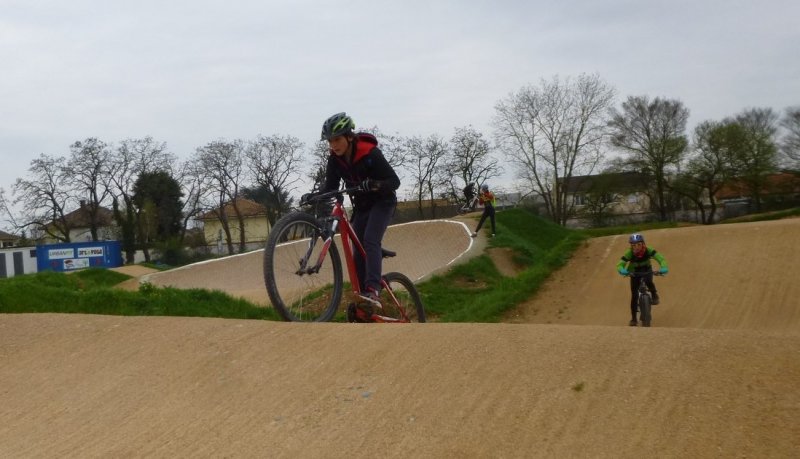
[300,193,315,206]
[359,178,373,192]
[659,267,668,275]
[618,268,629,276]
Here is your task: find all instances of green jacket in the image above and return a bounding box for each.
[616,247,667,272]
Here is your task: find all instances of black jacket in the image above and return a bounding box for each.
[322,133,400,211]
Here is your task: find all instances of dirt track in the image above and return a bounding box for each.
[2,218,799,457]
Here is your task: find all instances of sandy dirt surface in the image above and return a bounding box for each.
[2,218,799,458]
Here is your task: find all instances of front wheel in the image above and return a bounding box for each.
[639,294,652,327]
[263,211,343,322]
[379,272,426,323]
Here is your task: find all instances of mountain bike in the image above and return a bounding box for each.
[262,187,425,323]
[627,270,664,327]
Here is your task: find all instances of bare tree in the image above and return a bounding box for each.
[194,139,247,254]
[779,106,800,167]
[443,126,501,204]
[244,134,304,225]
[176,159,206,245]
[608,95,689,221]
[12,154,74,242]
[404,134,449,218]
[64,138,113,240]
[307,140,330,193]
[357,125,408,170]
[494,73,615,225]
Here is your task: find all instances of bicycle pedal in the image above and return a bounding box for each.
[347,303,374,323]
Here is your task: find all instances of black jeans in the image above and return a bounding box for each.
[475,205,496,233]
[351,200,395,293]
[629,271,657,318]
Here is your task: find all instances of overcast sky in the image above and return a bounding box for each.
[2,0,799,203]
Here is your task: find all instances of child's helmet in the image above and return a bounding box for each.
[321,112,355,140]
[629,233,645,244]
[480,183,489,191]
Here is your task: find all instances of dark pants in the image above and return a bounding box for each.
[475,205,496,233]
[351,201,395,292]
[629,272,657,319]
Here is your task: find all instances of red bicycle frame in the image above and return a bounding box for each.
[317,198,365,295]
[311,196,410,322]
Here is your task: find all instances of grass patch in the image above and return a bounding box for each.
[0,269,280,321]
[578,220,684,238]
[418,208,585,322]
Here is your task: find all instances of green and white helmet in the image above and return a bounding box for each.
[321,112,355,140]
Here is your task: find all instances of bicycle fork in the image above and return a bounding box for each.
[296,219,338,276]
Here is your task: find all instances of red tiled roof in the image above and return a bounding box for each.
[716,172,800,199]
[198,198,269,220]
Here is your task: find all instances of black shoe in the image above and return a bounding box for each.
[629,319,638,326]
[652,294,660,305]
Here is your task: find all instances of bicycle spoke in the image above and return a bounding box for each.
[263,212,343,322]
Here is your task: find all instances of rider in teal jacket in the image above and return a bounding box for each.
[616,233,668,326]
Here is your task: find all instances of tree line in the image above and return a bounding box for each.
[2,73,799,260]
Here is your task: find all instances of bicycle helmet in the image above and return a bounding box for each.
[321,112,355,140]
[480,183,489,191]
[629,233,645,244]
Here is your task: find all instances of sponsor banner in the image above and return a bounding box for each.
[63,258,90,270]
[77,247,104,257]
[48,248,75,259]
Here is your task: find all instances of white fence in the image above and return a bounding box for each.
[0,246,38,278]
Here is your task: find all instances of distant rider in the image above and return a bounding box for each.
[616,233,668,326]
[471,183,496,237]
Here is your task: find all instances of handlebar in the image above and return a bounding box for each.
[299,186,363,207]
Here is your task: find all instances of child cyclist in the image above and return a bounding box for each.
[317,112,400,309]
[471,183,496,237]
[616,233,669,326]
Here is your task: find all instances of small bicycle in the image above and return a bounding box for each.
[262,187,425,323]
[458,195,479,214]
[627,270,664,327]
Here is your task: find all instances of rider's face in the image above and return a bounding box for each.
[328,135,350,156]
[631,242,644,251]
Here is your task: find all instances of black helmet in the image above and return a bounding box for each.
[321,112,355,141]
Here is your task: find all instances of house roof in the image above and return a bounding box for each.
[716,171,800,199]
[0,229,18,241]
[197,198,270,220]
[55,202,115,228]
[561,172,650,194]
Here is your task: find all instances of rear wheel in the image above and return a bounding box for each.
[378,272,425,323]
[263,212,343,322]
[639,294,652,327]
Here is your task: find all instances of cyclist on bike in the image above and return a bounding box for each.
[616,233,669,326]
[471,183,496,237]
[462,183,476,211]
[318,112,400,308]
